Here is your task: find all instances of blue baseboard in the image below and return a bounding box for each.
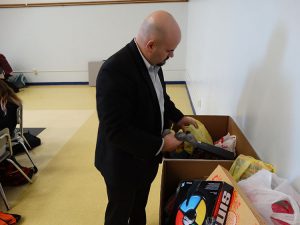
[27,82,89,85]
[165,81,196,114]
[185,84,196,115]
[165,81,186,84]
[26,80,196,114]
[27,81,186,85]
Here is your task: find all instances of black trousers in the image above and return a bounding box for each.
[101,160,159,225]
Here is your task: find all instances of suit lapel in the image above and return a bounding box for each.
[158,69,166,94]
[127,40,161,110]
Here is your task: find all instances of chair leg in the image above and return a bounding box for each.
[0,182,10,210]
[21,134,32,149]
[17,139,38,173]
[6,159,33,184]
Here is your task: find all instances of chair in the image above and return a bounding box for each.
[11,105,38,173]
[0,128,33,210]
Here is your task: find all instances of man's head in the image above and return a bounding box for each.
[136,10,181,66]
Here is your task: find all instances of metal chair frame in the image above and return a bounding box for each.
[11,105,38,173]
[0,128,33,210]
[16,105,31,148]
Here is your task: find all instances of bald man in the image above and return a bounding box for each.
[95,11,197,225]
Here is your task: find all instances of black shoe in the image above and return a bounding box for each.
[10,213,22,223]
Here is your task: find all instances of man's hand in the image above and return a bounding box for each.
[162,132,182,153]
[176,116,198,131]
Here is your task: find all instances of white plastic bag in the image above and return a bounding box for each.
[238,169,300,225]
[214,132,236,154]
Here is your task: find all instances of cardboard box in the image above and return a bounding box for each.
[159,162,266,225]
[159,160,233,225]
[208,165,266,225]
[159,115,263,224]
[165,115,260,161]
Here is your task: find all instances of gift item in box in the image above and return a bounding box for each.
[159,160,234,225]
[167,180,233,225]
[174,131,235,160]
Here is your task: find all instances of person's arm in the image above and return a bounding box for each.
[0,102,18,136]
[159,70,197,129]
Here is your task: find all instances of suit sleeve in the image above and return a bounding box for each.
[158,70,184,127]
[164,92,184,124]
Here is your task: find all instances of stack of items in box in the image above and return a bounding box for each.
[167,118,237,160]
[159,115,267,225]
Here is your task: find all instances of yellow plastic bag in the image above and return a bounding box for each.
[181,119,213,154]
[229,154,275,181]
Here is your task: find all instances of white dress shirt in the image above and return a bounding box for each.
[134,40,165,155]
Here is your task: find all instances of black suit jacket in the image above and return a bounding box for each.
[95,40,183,180]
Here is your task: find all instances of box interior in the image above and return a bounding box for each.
[174,115,260,160]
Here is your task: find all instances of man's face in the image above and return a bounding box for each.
[152,41,176,67]
[146,35,179,67]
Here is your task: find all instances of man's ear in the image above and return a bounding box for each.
[146,40,155,52]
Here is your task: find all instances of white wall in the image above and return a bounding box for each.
[0,3,187,82]
[186,0,300,192]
